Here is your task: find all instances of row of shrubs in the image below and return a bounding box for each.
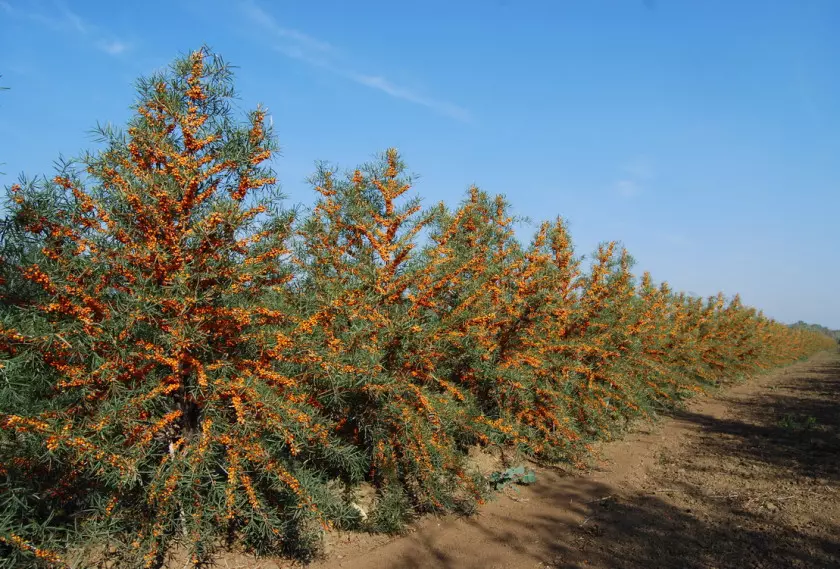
[0,49,834,568]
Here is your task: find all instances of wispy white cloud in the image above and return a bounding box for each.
[613,155,656,198]
[347,72,473,123]
[622,156,655,181]
[663,233,693,247]
[614,179,641,198]
[245,4,334,56]
[97,39,129,56]
[243,2,472,122]
[5,0,130,57]
[57,3,88,34]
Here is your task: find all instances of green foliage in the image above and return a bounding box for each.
[777,413,819,432]
[365,486,415,534]
[488,466,537,490]
[789,321,840,342]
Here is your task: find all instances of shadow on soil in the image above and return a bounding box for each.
[672,361,840,484]
[391,356,840,569]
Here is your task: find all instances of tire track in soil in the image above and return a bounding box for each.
[219,350,840,569]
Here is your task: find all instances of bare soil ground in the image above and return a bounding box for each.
[216,350,840,569]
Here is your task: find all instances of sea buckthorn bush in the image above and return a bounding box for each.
[0,48,834,568]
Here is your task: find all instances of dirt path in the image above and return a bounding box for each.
[295,350,840,569]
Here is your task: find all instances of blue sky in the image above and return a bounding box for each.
[1,0,838,327]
